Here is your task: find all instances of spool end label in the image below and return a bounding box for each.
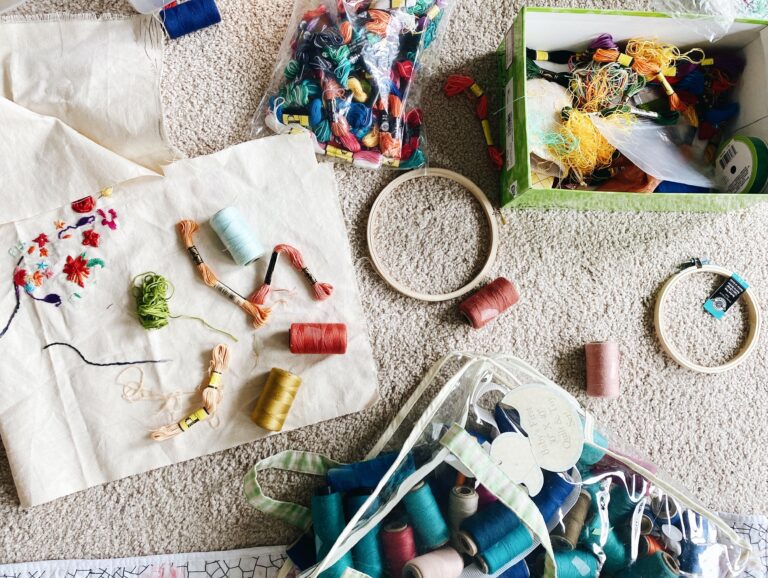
[704,273,748,320]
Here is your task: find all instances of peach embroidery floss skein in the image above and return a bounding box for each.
[177,220,271,328]
[152,344,231,441]
[458,278,520,329]
[289,323,347,354]
[584,340,620,399]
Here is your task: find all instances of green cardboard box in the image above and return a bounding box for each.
[498,7,768,211]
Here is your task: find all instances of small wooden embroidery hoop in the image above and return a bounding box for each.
[654,263,762,374]
[367,168,499,302]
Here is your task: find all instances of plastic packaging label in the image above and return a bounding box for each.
[704,273,748,320]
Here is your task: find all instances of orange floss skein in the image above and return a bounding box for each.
[442,75,503,170]
[177,220,271,328]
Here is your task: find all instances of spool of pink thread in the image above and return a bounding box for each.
[584,341,620,399]
[458,277,520,329]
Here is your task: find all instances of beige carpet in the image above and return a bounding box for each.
[3,0,768,564]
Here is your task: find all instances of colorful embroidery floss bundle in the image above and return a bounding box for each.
[249,244,333,305]
[381,522,418,578]
[209,207,266,266]
[178,220,271,328]
[250,367,303,432]
[258,0,450,168]
[290,323,347,354]
[458,277,520,329]
[151,407,210,441]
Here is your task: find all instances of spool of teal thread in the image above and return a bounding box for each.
[403,481,450,551]
[311,487,354,578]
[477,525,534,574]
[209,206,266,266]
[608,485,638,524]
[615,551,679,578]
[601,528,630,574]
[578,429,608,466]
[345,491,384,578]
[552,550,599,578]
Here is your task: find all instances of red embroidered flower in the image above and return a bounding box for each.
[13,269,27,287]
[39,247,49,257]
[82,229,100,247]
[71,196,95,214]
[32,233,49,247]
[63,254,90,287]
[32,271,45,287]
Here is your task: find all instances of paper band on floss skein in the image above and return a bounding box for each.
[250,367,303,432]
[459,277,520,329]
[209,207,266,266]
[290,323,347,354]
[151,344,231,441]
[177,220,271,328]
[584,341,620,399]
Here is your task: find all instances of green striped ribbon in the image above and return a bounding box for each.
[439,423,558,578]
[243,450,344,530]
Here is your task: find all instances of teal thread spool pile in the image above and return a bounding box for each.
[403,481,451,551]
[477,525,534,574]
[311,487,354,578]
[608,485,638,524]
[552,550,600,578]
[345,491,384,578]
[209,206,266,266]
[601,528,630,573]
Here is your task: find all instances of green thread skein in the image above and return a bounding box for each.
[132,272,238,341]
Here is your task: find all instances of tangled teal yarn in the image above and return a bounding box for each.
[313,119,332,143]
[284,60,300,80]
[400,148,425,169]
[279,80,321,107]
[423,12,443,50]
[408,0,431,15]
[323,45,350,65]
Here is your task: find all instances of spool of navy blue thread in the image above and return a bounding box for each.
[311,486,354,578]
[403,480,451,551]
[533,472,575,523]
[327,453,413,492]
[161,0,221,40]
[287,531,317,570]
[458,501,521,556]
[345,491,385,578]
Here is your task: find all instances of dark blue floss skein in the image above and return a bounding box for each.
[161,0,221,40]
[704,102,740,126]
[676,69,705,95]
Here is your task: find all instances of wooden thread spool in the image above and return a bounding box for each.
[250,367,302,431]
[584,341,620,399]
[551,490,592,551]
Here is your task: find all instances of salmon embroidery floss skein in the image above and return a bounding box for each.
[584,341,620,399]
[177,220,271,328]
[249,244,333,305]
[289,323,347,354]
[459,277,520,329]
[151,344,231,441]
[250,367,303,432]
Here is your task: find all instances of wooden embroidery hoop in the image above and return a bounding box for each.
[654,262,762,374]
[367,168,500,302]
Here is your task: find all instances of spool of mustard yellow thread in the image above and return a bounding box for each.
[251,367,303,431]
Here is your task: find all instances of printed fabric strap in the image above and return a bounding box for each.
[439,424,558,578]
[243,450,344,530]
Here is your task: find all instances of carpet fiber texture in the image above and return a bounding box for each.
[2,0,768,564]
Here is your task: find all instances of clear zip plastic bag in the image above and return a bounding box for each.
[251,0,454,170]
[244,353,754,578]
[653,0,768,42]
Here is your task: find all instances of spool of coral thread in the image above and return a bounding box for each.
[459,278,519,329]
[584,341,620,399]
[250,368,302,431]
[290,323,347,354]
[403,548,464,578]
[381,522,417,578]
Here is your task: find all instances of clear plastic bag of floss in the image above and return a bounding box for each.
[251,0,455,170]
[244,353,754,578]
